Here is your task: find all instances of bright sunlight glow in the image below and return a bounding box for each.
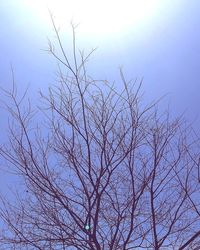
[24,0,159,37]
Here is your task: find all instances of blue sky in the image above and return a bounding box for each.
[0,1,200,190]
[1,1,200,121]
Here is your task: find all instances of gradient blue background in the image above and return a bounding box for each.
[0,0,200,199]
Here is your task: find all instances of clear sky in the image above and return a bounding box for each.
[0,1,200,188]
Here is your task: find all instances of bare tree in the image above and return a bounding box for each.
[0,16,200,250]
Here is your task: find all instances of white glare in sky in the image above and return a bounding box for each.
[23,0,159,37]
